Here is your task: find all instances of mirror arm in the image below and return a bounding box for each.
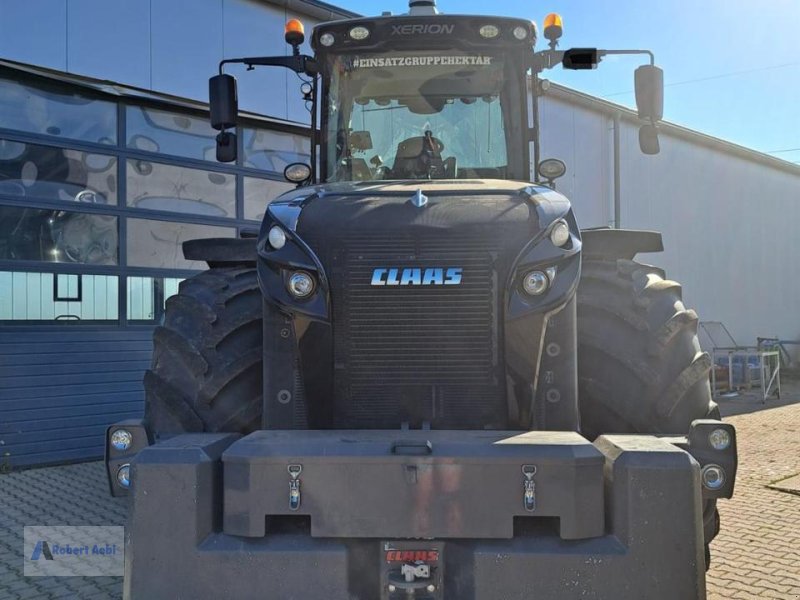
[597,49,655,66]
[218,55,319,77]
[532,49,564,74]
[533,48,655,73]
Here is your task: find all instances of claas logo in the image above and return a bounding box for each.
[385,550,440,562]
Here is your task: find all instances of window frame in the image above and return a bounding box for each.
[0,66,310,328]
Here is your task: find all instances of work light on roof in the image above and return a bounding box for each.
[320,32,335,47]
[479,25,499,38]
[512,26,528,40]
[349,26,370,40]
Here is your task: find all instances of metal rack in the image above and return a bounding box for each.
[699,321,781,403]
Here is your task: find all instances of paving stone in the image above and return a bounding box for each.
[708,380,800,599]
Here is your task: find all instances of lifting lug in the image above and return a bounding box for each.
[288,464,302,510]
[523,465,537,512]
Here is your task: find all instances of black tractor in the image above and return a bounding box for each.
[106,3,737,598]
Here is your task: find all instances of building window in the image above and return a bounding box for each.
[242,127,311,173]
[0,206,118,264]
[127,276,183,321]
[0,76,117,145]
[0,271,118,321]
[126,106,217,162]
[126,218,235,270]
[54,273,82,301]
[0,67,309,325]
[0,138,117,204]
[243,176,296,221]
[126,159,236,218]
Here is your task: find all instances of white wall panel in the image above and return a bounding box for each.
[540,96,611,229]
[616,119,800,347]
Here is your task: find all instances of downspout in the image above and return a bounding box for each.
[613,112,621,228]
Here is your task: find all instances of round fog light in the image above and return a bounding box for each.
[110,429,132,451]
[550,219,570,247]
[288,271,315,298]
[709,428,731,450]
[523,271,549,296]
[513,26,528,40]
[319,32,335,47]
[268,226,287,250]
[479,25,499,38]
[116,464,131,489]
[701,464,725,490]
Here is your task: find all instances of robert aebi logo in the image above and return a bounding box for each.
[370,267,462,286]
[30,540,118,560]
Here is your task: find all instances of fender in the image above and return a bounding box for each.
[580,228,663,260]
[182,237,257,268]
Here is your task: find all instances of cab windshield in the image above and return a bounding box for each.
[324,52,515,182]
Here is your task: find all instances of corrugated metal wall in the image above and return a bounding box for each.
[540,92,800,352]
[0,328,151,469]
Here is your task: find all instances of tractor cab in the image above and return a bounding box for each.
[209,0,664,186]
[312,12,535,182]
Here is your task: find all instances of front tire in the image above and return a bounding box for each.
[143,266,264,438]
[576,256,720,566]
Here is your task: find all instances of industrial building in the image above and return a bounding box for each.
[1,0,798,468]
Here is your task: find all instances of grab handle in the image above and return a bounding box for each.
[391,440,433,456]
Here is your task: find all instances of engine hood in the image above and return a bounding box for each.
[266,179,571,237]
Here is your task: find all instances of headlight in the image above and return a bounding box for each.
[320,32,335,47]
[708,428,731,450]
[523,271,549,296]
[513,26,528,40]
[479,25,499,38]
[116,464,131,488]
[110,429,133,451]
[550,219,570,247]
[701,464,725,490]
[288,271,315,298]
[268,226,287,250]
[349,26,370,40]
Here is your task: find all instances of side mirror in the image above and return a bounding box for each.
[639,124,660,155]
[215,131,237,163]
[634,65,663,122]
[209,74,238,131]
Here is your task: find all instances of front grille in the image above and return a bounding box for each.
[328,232,506,428]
